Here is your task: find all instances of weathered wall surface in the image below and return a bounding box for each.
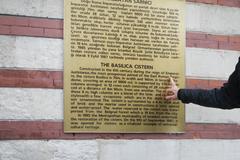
[0,0,240,159]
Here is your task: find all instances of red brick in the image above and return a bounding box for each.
[59,20,64,29]
[28,71,51,79]
[218,131,240,139]
[187,79,226,90]
[0,130,16,139]
[50,71,63,88]
[0,121,13,129]
[192,39,214,48]
[0,78,20,87]
[0,15,29,26]
[13,121,44,131]
[218,0,240,7]
[29,18,63,29]
[42,121,62,130]
[0,72,54,88]
[19,78,54,88]
[40,130,60,139]
[200,123,232,131]
[219,42,240,51]
[60,132,76,139]
[187,32,207,40]
[44,28,63,38]
[53,79,63,88]
[193,40,219,49]
[0,70,29,78]
[198,131,223,139]
[51,71,63,80]
[0,25,11,34]
[0,16,16,25]
[229,36,240,43]
[195,0,218,4]
[207,34,229,42]
[11,26,44,37]
[0,70,55,88]
[1,121,240,139]
[208,79,225,88]
[186,40,196,47]
[14,17,29,26]
[186,123,204,131]
[0,70,56,88]
[186,79,209,89]
[0,76,56,89]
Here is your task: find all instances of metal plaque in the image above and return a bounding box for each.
[64,0,185,133]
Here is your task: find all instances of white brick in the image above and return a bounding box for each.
[0,140,98,160]
[0,0,63,18]
[186,48,240,80]
[0,36,63,70]
[1,1,240,35]
[187,3,240,35]
[99,140,179,160]
[99,140,240,160]
[180,140,240,160]
[1,140,240,160]
[0,36,16,67]
[221,140,240,160]
[186,103,240,123]
[0,88,63,120]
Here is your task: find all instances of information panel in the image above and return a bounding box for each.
[64,0,185,133]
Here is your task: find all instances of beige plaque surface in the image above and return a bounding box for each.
[64,0,185,133]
